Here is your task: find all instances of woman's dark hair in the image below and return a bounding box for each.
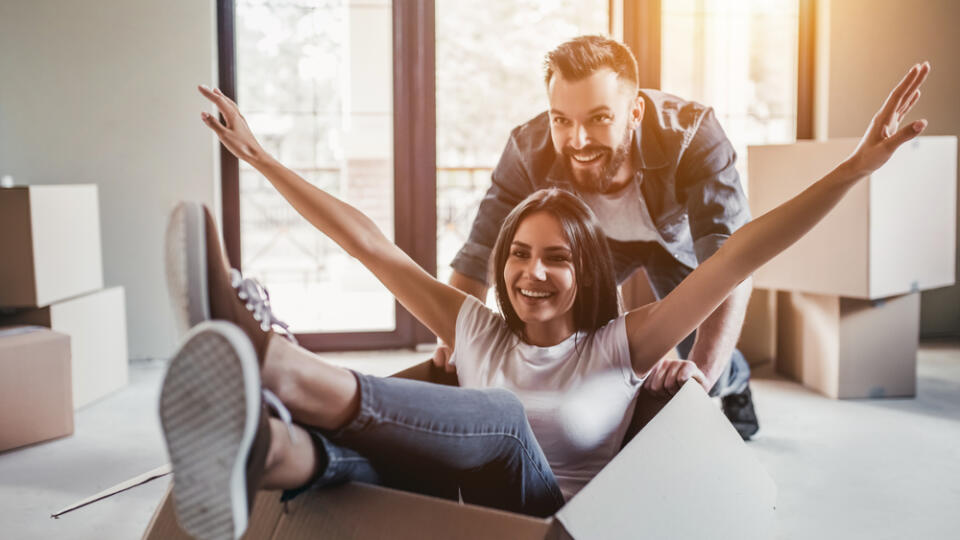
[492,188,621,338]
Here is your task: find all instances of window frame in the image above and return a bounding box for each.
[217,0,436,351]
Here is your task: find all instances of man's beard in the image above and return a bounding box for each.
[562,125,632,194]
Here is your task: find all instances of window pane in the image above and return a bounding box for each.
[435,1,609,292]
[236,0,394,333]
[661,0,799,193]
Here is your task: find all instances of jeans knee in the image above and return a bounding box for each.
[487,389,528,430]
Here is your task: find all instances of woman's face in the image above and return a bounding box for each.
[503,211,578,342]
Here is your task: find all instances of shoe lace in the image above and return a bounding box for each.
[262,388,298,443]
[230,269,297,345]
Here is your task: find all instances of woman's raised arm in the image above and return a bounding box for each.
[625,62,931,376]
[198,85,466,346]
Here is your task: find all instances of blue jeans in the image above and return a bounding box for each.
[282,372,565,518]
[608,238,752,398]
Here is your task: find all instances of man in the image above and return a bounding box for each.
[433,35,758,439]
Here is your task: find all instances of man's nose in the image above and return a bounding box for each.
[571,124,589,149]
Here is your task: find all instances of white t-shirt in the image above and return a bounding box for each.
[450,296,644,500]
[579,176,660,243]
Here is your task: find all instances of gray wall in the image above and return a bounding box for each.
[0,0,220,359]
[818,0,960,337]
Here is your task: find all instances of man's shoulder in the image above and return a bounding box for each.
[637,89,712,135]
[497,111,557,182]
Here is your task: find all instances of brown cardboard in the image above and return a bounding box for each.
[0,287,128,408]
[738,287,777,366]
[0,326,73,452]
[141,376,775,539]
[0,185,104,308]
[747,137,957,299]
[776,291,919,399]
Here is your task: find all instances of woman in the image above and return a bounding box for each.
[161,62,929,540]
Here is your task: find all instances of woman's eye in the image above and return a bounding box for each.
[552,117,570,126]
[511,250,528,258]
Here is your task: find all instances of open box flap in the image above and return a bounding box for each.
[555,381,776,540]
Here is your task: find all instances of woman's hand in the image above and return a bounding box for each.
[198,85,271,166]
[847,62,930,177]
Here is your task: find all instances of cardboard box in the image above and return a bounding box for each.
[0,287,128,408]
[0,185,104,308]
[747,137,957,299]
[0,326,73,451]
[141,374,776,539]
[776,291,919,399]
[738,287,777,366]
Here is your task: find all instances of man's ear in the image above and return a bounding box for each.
[631,92,645,127]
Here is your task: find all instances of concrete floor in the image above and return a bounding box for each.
[1,344,958,539]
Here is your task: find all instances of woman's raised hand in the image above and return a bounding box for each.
[198,85,270,165]
[848,62,930,176]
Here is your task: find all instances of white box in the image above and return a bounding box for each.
[776,291,919,399]
[0,185,104,308]
[747,137,956,299]
[0,287,128,408]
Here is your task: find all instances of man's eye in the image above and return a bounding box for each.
[593,114,612,123]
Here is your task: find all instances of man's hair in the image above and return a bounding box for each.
[492,188,621,339]
[543,35,639,89]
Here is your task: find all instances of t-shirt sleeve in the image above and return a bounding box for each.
[593,316,644,390]
[449,296,503,380]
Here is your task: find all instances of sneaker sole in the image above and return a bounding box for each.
[165,201,210,334]
[160,321,261,540]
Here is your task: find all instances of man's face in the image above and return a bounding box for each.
[547,69,642,193]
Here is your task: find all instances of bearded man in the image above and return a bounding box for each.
[435,35,759,440]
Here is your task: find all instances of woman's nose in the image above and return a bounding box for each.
[527,258,547,280]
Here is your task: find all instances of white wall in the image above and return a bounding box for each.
[817,0,960,337]
[0,0,220,358]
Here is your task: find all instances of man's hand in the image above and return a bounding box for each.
[642,356,708,398]
[431,341,456,373]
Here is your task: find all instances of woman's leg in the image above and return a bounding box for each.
[260,335,564,517]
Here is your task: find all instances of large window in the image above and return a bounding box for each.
[219,0,808,350]
[434,1,609,288]
[661,0,801,189]
[234,0,395,334]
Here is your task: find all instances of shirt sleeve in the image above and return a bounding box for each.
[592,316,644,390]
[449,130,537,285]
[675,107,752,263]
[449,296,501,377]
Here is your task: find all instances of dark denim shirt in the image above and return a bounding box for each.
[450,89,751,285]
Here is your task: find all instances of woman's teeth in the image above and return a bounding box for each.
[520,289,553,298]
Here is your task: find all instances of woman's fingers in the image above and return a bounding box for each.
[198,85,236,129]
[200,111,226,137]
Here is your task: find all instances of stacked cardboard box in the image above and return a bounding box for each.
[0,326,73,451]
[0,185,128,409]
[747,137,957,398]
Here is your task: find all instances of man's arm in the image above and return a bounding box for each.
[646,106,752,396]
[449,270,488,301]
[687,276,751,388]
